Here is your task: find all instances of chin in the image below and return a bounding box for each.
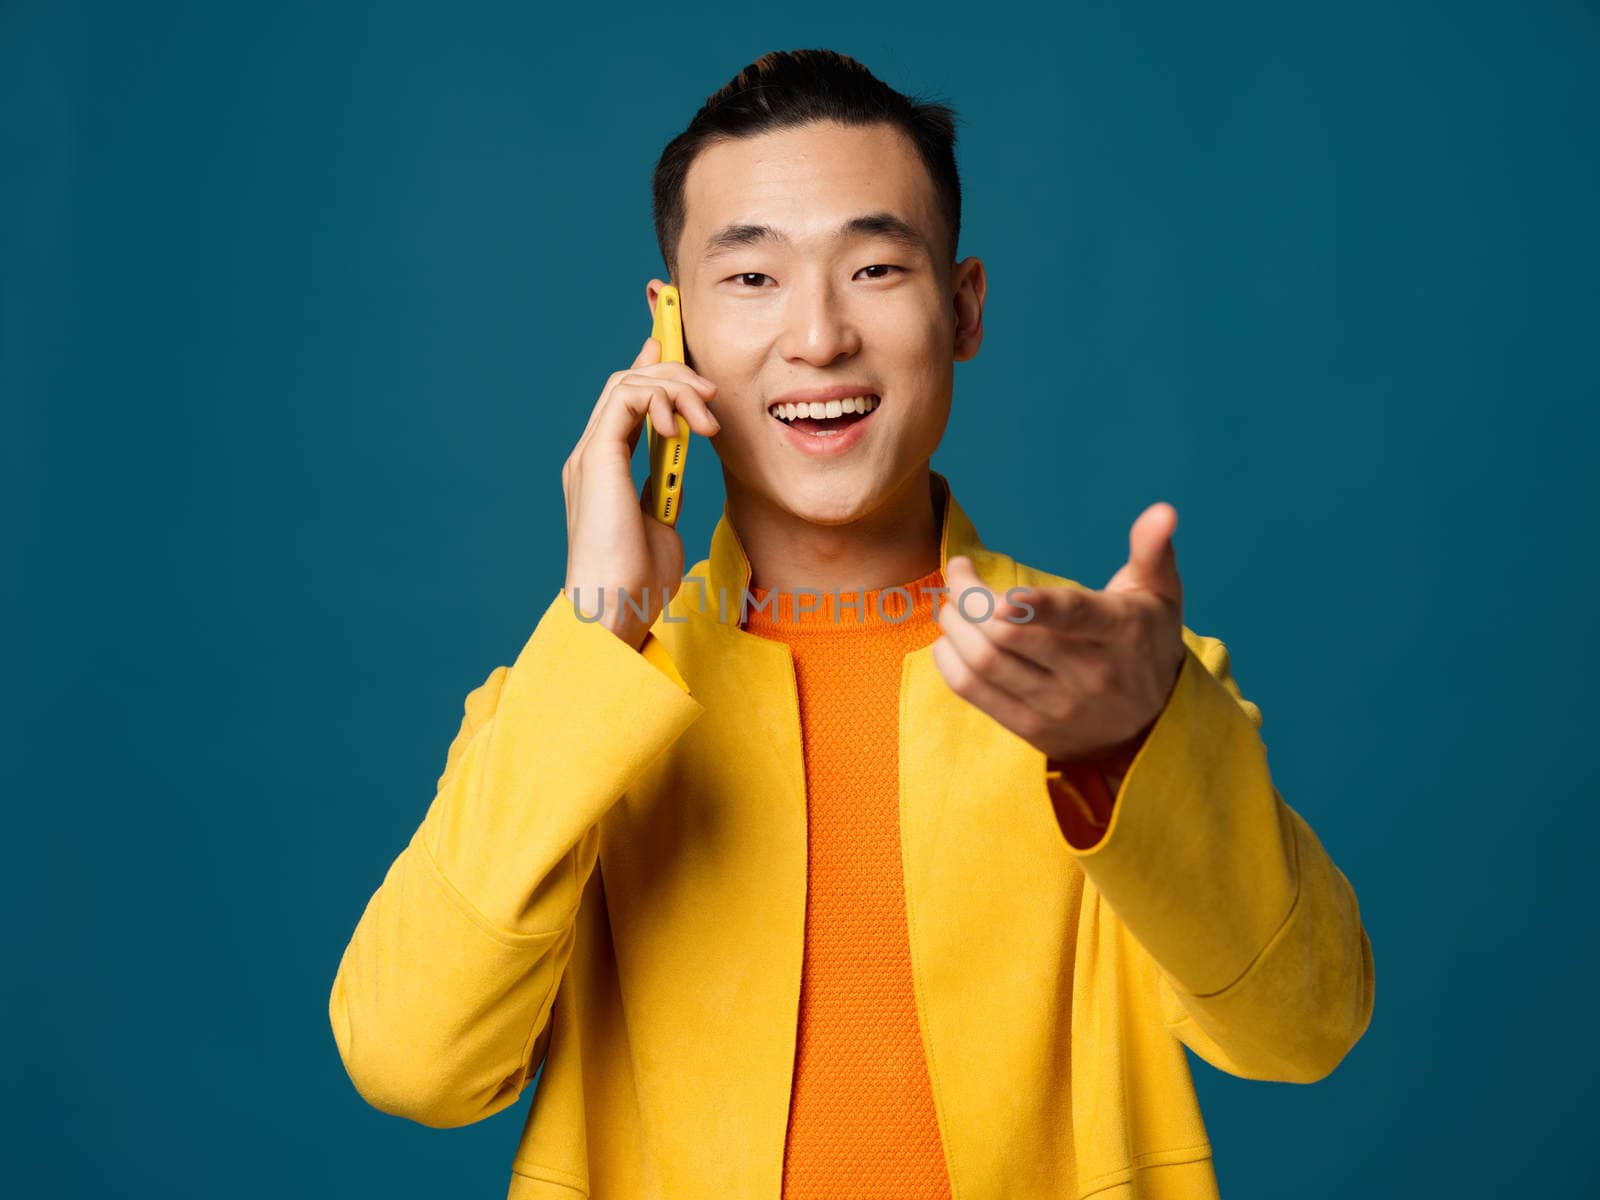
[774,468,890,527]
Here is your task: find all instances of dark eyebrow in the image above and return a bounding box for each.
[700,211,931,264]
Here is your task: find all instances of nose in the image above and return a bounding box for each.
[775,274,862,367]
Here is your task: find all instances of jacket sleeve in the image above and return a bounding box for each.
[328,588,705,1128]
[1057,632,1375,1084]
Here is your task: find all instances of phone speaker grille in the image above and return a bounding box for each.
[663,495,673,519]
[672,445,682,465]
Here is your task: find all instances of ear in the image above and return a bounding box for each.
[952,256,987,362]
[646,278,668,320]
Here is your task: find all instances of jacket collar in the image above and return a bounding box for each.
[695,469,1016,626]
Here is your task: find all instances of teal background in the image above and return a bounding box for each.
[6,0,1596,1195]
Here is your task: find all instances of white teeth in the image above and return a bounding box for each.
[768,394,880,421]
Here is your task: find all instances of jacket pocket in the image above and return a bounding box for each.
[1076,1143,1218,1199]
[508,1162,588,1198]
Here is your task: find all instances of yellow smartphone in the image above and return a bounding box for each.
[646,284,689,527]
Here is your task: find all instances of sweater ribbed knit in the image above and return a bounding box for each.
[744,564,954,1199]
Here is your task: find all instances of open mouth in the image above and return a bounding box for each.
[767,394,880,435]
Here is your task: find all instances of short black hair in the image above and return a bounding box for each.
[652,49,963,283]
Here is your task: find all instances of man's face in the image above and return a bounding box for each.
[650,120,985,526]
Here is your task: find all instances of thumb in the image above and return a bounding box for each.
[634,335,661,368]
[1108,502,1181,599]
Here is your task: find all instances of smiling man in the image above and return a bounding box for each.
[329,49,1375,1200]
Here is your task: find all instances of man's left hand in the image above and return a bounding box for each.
[932,502,1188,766]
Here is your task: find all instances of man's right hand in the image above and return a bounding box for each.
[562,333,721,650]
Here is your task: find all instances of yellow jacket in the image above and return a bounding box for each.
[329,472,1375,1199]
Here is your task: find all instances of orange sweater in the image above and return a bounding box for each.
[744,565,953,1199]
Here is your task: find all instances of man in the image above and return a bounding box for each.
[330,49,1374,1199]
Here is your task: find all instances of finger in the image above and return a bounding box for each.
[1008,584,1126,642]
[941,561,1116,701]
[648,390,679,439]
[625,407,647,457]
[649,361,720,399]
[621,364,720,404]
[600,381,712,455]
[938,558,1057,700]
[930,633,1054,741]
[573,345,718,469]
[576,357,645,453]
[942,554,998,611]
[618,371,720,437]
[601,381,670,452]
[599,338,664,446]
[936,604,1059,701]
[621,383,716,457]
[943,554,1041,629]
[1109,502,1181,599]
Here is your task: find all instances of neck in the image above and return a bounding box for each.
[723,466,942,595]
